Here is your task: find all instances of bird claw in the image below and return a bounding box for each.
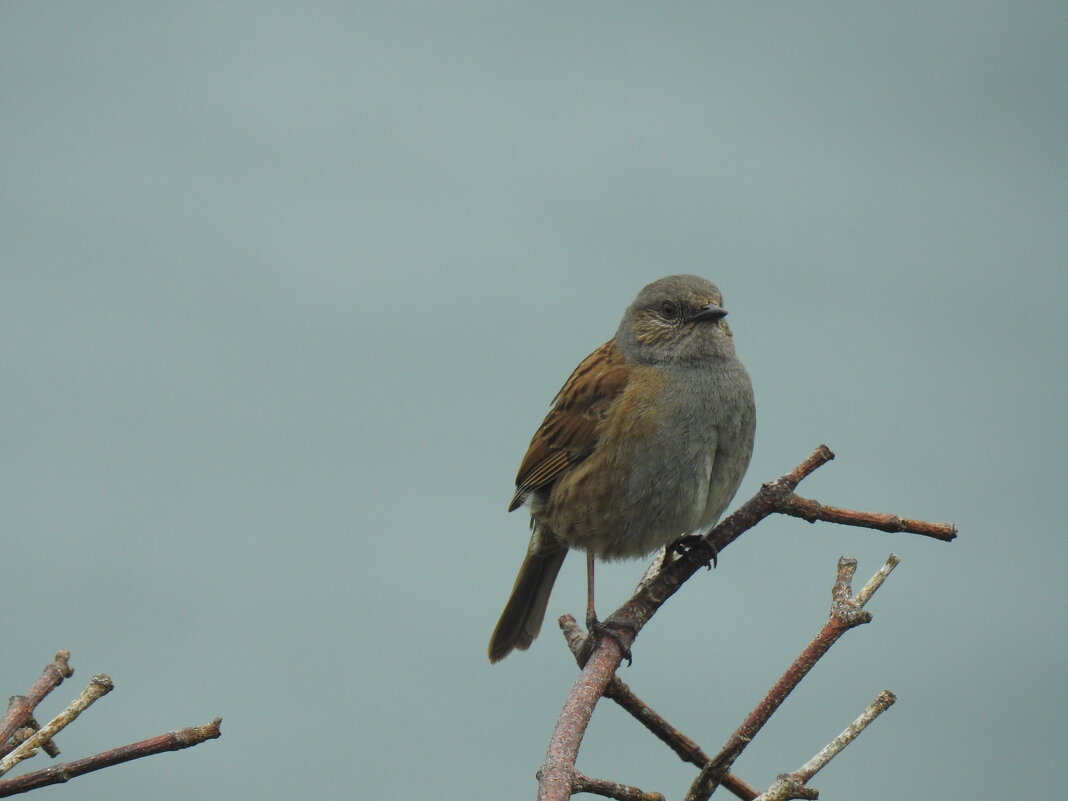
[579,616,634,667]
[669,535,718,569]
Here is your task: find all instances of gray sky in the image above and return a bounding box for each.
[2,3,1065,799]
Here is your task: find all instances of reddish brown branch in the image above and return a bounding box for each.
[572,771,665,801]
[603,677,760,800]
[604,676,705,764]
[779,495,957,542]
[615,446,837,640]
[0,719,222,797]
[540,632,628,801]
[684,557,891,801]
[0,652,73,757]
[0,709,31,762]
[559,617,759,800]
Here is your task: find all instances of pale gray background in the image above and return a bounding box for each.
[2,3,1065,799]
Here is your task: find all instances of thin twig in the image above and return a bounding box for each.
[0,652,73,756]
[753,691,897,801]
[778,495,957,542]
[605,678,760,800]
[0,675,113,777]
[572,771,665,801]
[0,719,222,797]
[6,719,59,760]
[683,557,894,801]
[789,690,896,782]
[751,779,818,801]
[854,554,900,608]
[603,676,706,764]
[5,733,33,752]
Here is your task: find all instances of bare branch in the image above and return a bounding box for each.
[3,718,60,761]
[751,778,818,801]
[778,495,957,542]
[560,619,760,800]
[603,676,707,766]
[854,554,900,608]
[789,690,896,783]
[539,633,627,801]
[0,652,73,756]
[0,719,222,797]
[0,707,32,761]
[752,691,897,801]
[683,556,894,801]
[6,732,34,752]
[684,736,751,801]
[572,771,665,801]
[0,675,113,777]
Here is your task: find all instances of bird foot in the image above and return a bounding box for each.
[580,615,634,667]
[669,535,718,569]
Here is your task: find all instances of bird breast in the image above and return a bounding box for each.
[534,359,753,560]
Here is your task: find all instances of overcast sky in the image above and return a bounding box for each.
[2,4,1065,800]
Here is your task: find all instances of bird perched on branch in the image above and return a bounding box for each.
[488,274,756,662]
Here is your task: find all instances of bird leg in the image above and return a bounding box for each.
[585,550,598,632]
[581,551,634,666]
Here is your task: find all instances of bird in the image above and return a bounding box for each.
[488,274,756,663]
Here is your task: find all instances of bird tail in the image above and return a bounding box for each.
[488,546,567,663]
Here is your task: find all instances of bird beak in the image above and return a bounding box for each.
[694,303,728,321]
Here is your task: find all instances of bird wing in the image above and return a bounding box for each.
[509,340,631,511]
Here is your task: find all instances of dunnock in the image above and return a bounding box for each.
[488,274,756,662]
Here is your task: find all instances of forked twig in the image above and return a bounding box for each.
[0,654,222,796]
[0,652,73,758]
[0,675,113,777]
[560,617,759,800]
[683,556,896,801]
[752,691,897,801]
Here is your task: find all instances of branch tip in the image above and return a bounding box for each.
[778,495,957,542]
[787,689,897,784]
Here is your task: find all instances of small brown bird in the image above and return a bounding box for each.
[488,275,755,662]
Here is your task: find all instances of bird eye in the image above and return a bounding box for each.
[660,300,680,319]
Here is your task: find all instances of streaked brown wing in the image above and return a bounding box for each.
[509,340,630,511]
